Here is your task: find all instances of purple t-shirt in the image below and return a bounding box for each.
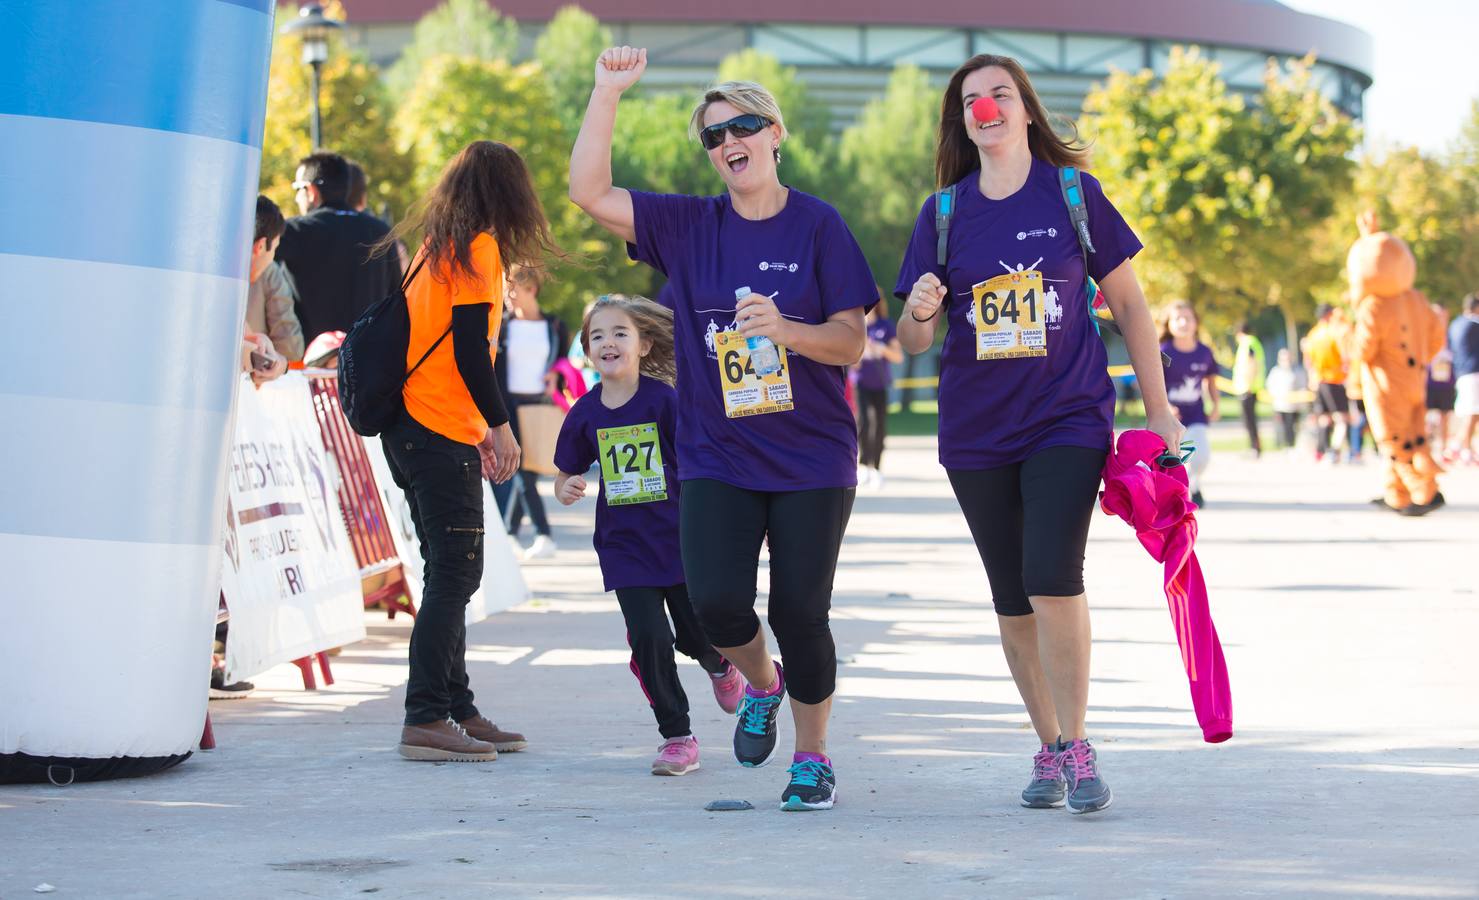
[857,316,898,391]
[894,159,1141,469]
[553,377,685,592]
[1163,341,1217,426]
[627,189,877,491]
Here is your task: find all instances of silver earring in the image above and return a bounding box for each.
[773,145,781,164]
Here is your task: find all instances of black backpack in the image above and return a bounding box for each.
[336,254,448,436]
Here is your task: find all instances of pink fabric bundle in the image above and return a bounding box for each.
[1100,430,1233,743]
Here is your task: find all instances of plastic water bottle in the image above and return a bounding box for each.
[735,286,782,376]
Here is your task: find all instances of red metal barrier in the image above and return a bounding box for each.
[306,373,415,618]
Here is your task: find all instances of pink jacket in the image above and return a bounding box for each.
[1101,430,1233,743]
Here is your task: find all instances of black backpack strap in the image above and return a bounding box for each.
[934,185,955,267]
[399,254,450,385]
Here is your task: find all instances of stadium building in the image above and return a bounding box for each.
[332,0,1373,124]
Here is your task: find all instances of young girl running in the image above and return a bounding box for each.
[1161,300,1219,506]
[553,295,744,776]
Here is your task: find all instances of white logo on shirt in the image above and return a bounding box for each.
[1016,228,1058,240]
[758,261,799,273]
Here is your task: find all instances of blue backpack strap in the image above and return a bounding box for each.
[934,185,955,267]
[1060,166,1119,337]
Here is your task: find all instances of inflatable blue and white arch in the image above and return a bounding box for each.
[0,0,275,782]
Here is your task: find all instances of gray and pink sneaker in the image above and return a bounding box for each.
[651,736,700,776]
[1061,738,1113,814]
[710,662,744,715]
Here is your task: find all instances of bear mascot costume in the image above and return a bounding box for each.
[1348,212,1447,515]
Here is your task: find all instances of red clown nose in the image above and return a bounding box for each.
[971,96,1000,124]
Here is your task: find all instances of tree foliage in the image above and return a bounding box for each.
[534,6,613,135]
[260,3,413,220]
[1085,48,1358,339]
[839,64,939,301]
[384,0,519,98]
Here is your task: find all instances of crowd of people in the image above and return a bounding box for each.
[224,44,1470,818]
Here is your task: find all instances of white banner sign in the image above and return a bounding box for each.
[221,374,366,681]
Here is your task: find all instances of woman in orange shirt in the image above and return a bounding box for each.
[372,141,558,762]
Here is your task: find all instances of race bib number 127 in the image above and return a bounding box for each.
[597,422,667,505]
[972,270,1047,361]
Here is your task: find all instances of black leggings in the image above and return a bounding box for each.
[856,387,888,469]
[947,445,1107,617]
[615,584,728,739]
[679,479,854,705]
[1240,392,1261,452]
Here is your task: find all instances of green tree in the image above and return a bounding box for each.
[393,55,648,323]
[534,6,613,135]
[261,3,413,220]
[839,64,939,300]
[384,0,519,98]
[1085,48,1358,341]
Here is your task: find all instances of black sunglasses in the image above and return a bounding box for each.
[1155,441,1198,468]
[699,114,772,150]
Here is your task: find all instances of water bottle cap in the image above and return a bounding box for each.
[735,286,751,299]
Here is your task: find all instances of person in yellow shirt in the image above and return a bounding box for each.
[371,140,559,763]
[1303,304,1349,462]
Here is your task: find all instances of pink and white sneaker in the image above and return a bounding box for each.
[710,662,744,715]
[651,736,700,776]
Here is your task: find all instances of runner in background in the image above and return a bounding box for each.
[570,47,876,811]
[1232,321,1265,458]
[855,290,903,489]
[1161,301,1219,507]
[1304,304,1349,463]
[896,54,1180,815]
[553,295,743,777]
[1266,348,1308,453]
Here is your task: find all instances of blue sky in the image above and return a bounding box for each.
[1281,0,1476,153]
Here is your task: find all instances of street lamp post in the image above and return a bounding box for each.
[282,3,344,149]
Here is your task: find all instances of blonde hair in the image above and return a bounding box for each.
[581,295,676,385]
[688,81,789,144]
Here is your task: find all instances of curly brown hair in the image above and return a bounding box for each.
[580,295,676,386]
[374,140,560,289]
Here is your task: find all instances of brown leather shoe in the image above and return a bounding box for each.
[398,719,498,761]
[458,715,528,752]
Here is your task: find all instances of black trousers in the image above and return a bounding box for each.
[947,446,1107,617]
[383,414,485,726]
[1275,411,1300,448]
[498,392,551,537]
[615,584,728,739]
[1240,392,1262,453]
[680,479,854,705]
[856,387,889,469]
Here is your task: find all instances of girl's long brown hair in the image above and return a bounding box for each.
[935,55,1090,189]
[374,140,560,288]
[1157,299,1200,345]
[581,295,676,386]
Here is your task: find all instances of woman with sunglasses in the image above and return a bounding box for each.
[896,55,1181,814]
[571,46,876,812]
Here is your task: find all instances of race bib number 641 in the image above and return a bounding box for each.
[714,330,795,418]
[973,270,1047,361]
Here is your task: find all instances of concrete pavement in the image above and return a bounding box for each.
[2,436,1477,898]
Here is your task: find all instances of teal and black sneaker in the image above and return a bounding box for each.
[781,759,836,811]
[1020,740,1067,809]
[733,681,785,768]
[1062,739,1113,814]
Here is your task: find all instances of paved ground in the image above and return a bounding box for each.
[3,433,1477,899]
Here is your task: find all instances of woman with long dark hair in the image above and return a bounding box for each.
[374,140,558,762]
[570,47,876,811]
[896,56,1181,813]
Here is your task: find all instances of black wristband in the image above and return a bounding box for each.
[910,309,938,323]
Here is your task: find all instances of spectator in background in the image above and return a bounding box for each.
[1426,302,1457,460]
[1450,292,1479,463]
[276,151,402,341]
[854,291,902,490]
[1304,303,1349,463]
[1266,348,1307,451]
[246,195,304,363]
[495,264,569,560]
[1232,321,1265,458]
[346,160,369,213]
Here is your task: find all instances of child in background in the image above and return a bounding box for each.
[1160,300,1219,506]
[554,295,743,776]
[1266,348,1308,452]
